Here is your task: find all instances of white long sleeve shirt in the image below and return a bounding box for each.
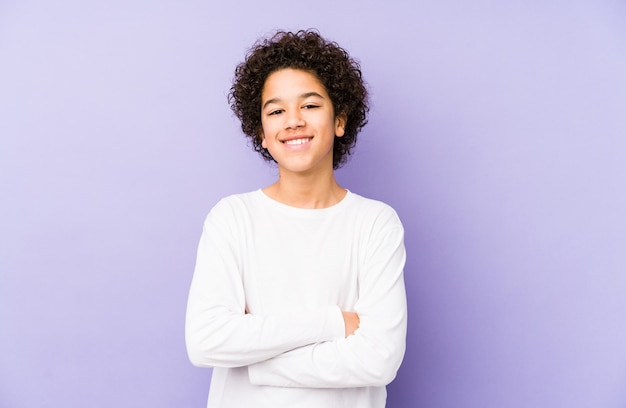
[185,190,407,408]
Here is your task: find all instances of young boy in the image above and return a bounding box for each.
[185,30,407,408]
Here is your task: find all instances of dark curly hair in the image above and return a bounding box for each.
[228,29,369,169]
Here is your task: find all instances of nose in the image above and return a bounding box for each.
[284,110,305,129]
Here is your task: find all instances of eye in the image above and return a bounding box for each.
[268,109,283,116]
[302,104,319,110]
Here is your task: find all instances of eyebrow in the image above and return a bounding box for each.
[262,92,325,110]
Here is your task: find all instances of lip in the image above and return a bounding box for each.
[280,136,313,146]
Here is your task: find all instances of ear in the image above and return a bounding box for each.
[335,113,347,137]
[259,129,267,149]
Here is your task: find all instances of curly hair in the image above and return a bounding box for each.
[228,29,369,169]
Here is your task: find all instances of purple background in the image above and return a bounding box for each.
[1,1,626,407]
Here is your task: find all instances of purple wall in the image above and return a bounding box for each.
[1,1,625,407]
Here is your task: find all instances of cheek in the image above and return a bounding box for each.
[260,118,274,133]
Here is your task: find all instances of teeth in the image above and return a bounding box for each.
[284,138,310,145]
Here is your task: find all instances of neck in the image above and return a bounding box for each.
[263,169,346,209]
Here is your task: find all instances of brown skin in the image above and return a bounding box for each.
[229,30,369,170]
[258,68,360,335]
[342,311,360,337]
[260,68,346,208]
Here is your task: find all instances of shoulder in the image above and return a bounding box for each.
[345,192,404,229]
[204,190,263,223]
[347,191,401,219]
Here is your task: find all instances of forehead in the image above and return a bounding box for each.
[261,68,327,100]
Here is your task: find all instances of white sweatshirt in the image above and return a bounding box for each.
[185,189,407,408]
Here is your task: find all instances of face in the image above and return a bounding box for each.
[259,68,345,176]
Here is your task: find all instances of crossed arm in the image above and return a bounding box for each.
[185,205,407,388]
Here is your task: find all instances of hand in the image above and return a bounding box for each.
[341,311,360,337]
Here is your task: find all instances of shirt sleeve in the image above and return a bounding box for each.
[185,200,346,368]
[247,210,407,388]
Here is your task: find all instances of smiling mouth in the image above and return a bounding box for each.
[283,137,312,145]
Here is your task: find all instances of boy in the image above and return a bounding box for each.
[185,30,407,408]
